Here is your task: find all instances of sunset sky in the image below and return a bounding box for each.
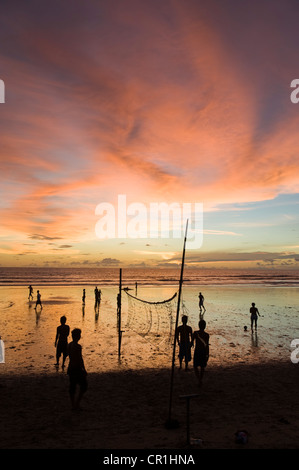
[0,0,299,269]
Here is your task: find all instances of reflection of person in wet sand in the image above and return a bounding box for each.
[35,290,42,310]
[176,315,193,370]
[67,328,87,410]
[192,319,209,387]
[28,285,33,301]
[250,302,260,331]
[198,292,206,312]
[55,316,70,368]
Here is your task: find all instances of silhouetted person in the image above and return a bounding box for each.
[135,282,138,296]
[97,288,101,305]
[82,289,86,304]
[55,315,70,368]
[192,319,209,387]
[28,285,33,301]
[176,315,193,370]
[250,302,260,331]
[35,290,42,310]
[67,328,87,410]
[198,292,205,312]
[94,286,99,307]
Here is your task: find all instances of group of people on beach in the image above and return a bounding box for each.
[176,293,261,386]
[27,284,261,405]
[28,285,42,310]
[28,285,103,311]
[93,286,102,307]
[176,315,209,387]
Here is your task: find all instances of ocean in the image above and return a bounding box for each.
[0,266,298,287]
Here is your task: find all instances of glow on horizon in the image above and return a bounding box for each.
[0,0,299,270]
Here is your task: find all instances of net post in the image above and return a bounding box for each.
[165,219,188,429]
[118,268,122,357]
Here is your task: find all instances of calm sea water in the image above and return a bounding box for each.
[0,267,298,287]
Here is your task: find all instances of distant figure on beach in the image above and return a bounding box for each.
[28,285,33,301]
[67,328,87,410]
[250,302,260,331]
[55,315,70,368]
[82,289,86,304]
[97,288,101,305]
[176,315,193,370]
[192,319,209,386]
[198,292,206,312]
[135,282,138,296]
[94,286,100,308]
[35,290,42,310]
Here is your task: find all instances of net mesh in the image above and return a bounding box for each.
[124,290,177,350]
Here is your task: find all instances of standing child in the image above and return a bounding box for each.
[250,302,260,331]
[192,319,210,387]
[67,328,88,410]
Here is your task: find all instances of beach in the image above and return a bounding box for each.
[1,363,299,449]
[0,282,299,449]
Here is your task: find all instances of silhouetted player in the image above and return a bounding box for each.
[35,290,42,310]
[55,315,70,368]
[192,319,209,386]
[176,315,193,370]
[67,328,87,410]
[198,292,205,312]
[28,285,33,300]
[94,286,99,307]
[250,302,260,331]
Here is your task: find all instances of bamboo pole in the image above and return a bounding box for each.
[165,219,188,428]
[118,268,122,357]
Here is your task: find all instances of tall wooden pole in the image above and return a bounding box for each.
[166,219,188,428]
[118,268,122,357]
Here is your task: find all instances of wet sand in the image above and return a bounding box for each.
[0,285,299,449]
